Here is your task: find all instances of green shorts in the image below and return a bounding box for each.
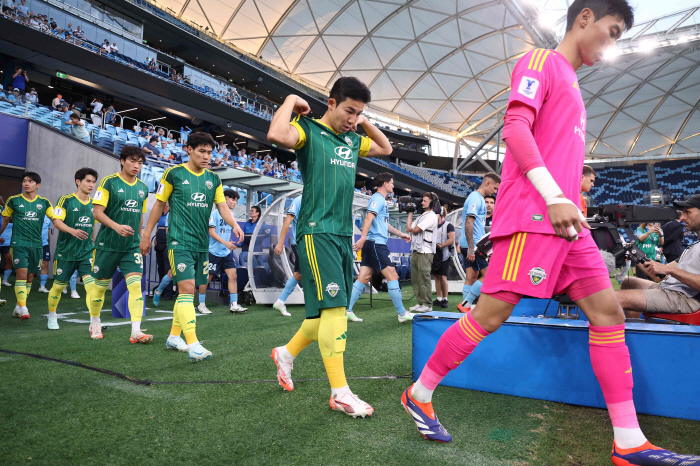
[168,249,209,287]
[297,233,354,318]
[92,247,143,280]
[53,253,94,281]
[11,246,43,275]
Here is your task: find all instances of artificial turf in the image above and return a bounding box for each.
[0,279,698,465]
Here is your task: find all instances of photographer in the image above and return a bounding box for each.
[617,195,700,318]
[407,193,439,313]
[432,206,456,308]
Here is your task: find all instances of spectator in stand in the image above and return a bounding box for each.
[25,88,38,104]
[65,23,72,33]
[636,223,664,281]
[29,14,40,26]
[159,140,171,159]
[40,18,50,31]
[15,0,27,18]
[66,113,90,142]
[138,126,149,138]
[104,105,116,125]
[111,42,119,54]
[7,88,21,105]
[51,93,62,109]
[662,210,686,263]
[1,0,13,15]
[73,26,84,39]
[60,103,72,134]
[180,126,191,145]
[290,158,298,170]
[90,98,103,126]
[100,39,110,55]
[11,66,28,95]
[49,17,57,30]
[157,128,167,142]
[143,136,163,159]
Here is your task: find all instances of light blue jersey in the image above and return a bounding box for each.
[208,209,233,258]
[42,216,52,246]
[460,191,486,248]
[0,221,12,245]
[287,196,302,246]
[366,193,389,244]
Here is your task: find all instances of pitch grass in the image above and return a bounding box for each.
[0,281,698,465]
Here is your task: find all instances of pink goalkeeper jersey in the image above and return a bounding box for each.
[491,48,588,239]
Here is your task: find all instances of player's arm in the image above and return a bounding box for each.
[0,215,9,242]
[355,116,392,157]
[209,226,236,251]
[440,229,456,249]
[53,218,88,240]
[93,204,133,237]
[353,211,376,251]
[140,199,165,256]
[274,214,294,255]
[388,224,411,243]
[464,216,476,260]
[267,95,310,149]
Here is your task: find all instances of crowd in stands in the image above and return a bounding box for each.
[368,158,478,197]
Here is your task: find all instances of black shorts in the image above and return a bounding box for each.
[433,257,452,276]
[291,244,300,274]
[208,252,236,276]
[360,240,394,271]
[461,248,488,271]
[0,246,10,255]
[43,244,51,262]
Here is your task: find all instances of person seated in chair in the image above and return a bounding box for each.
[616,195,700,319]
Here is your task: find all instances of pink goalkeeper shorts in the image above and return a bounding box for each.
[481,232,611,305]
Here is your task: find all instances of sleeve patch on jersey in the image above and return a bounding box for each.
[518,76,540,99]
[370,201,377,209]
[54,208,63,217]
[157,183,164,195]
[94,191,103,201]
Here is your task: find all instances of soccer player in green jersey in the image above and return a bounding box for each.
[1,172,55,320]
[140,132,244,363]
[89,147,152,344]
[267,77,392,417]
[46,168,98,330]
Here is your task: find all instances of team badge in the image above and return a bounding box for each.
[93,266,100,273]
[177,263,186,272]
[37,204,43,210]
[56,268,63,275]
[138,190,145,199]
[308,221,317,227]
[326,282,340,298]
[344,136,353,146]
[206,180,213,190]
[13,258,19,265]
[528,267,547,286]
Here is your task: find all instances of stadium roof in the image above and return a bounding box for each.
[156,0,700,157]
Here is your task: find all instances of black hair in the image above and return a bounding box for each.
[566,0,634,32]
[120,146,146,163]
[187,132,216,151]
[373,172,394,189]
[484,194,496,201]
[422,192,439,209]
[22,171,41,184]
[150,136,158,143]
[69,113,79,120]
[329,77,371,105]
[224,189,239,200]
[250,206,261,217]
[483,172,501,184]
[75,167,98,186]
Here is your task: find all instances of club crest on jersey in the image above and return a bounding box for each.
[37,204,43,210]
[177,263,186,272]
[518,76,539,99]
[326,282,340,298]
[344,136,353,147]
[56,268,63,275]
[93,266,100,273]
[205,180,213,190]
[138,190,145,199]
[528,267,547,286]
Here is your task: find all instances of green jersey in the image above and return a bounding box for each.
[93,173,148,252]
[53,193,95,260]
[156,164,224,252]
[290,116,371,239]
[2,194,55,248]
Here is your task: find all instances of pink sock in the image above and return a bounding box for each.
[589,324,639,429]
[419,312,490,390]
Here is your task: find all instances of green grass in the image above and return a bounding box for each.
[0,279,698,465]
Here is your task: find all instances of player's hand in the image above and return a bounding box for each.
[0,238,4,244]
[233,226,244,242]
[401,233,411,243]
[290,95,310,116]
[115,224,134,237]
[353,237,365,252]
[70,228,89,240]
[225,241,236,251]
[547,196,589,241]
[274,242,284,256]
[139,237,152,256]
[641,260,672,277]
[350,115,365,132]
[467,248,475,262]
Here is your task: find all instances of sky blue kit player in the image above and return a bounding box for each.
[273,195,302,317]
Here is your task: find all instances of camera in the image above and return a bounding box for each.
[398,195,423,214]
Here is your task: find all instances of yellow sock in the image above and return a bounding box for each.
[318,307,348,388]
[48,281,67,312]
[15,280,27,307]
[176,294,197,343]
[83,276,95,311]
[286,318,319,357]
[170,300,182,337]
[126,275,143,322]
[25,283,31,298]
[322,356,347,389]
[89,280,109,317]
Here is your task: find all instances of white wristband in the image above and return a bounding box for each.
[526,167,563,204]
[547,197,586,240]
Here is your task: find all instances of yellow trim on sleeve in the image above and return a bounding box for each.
[537,50,552,72]
[290,120,306,150]
[214,185,225,205]
[359,136,372,157]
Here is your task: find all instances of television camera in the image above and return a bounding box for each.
[397,196,424,214]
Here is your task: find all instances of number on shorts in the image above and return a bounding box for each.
[203,261,210,275]
[134,253,143,268]
[89,257,93,266]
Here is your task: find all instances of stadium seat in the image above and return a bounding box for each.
[646,309,700,326]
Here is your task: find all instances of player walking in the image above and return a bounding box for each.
[458,173,500,313]
[1,172,55,320]
[140,132,244,362]
[88,148,151,343]
[401,2,700,464]
[348,172,412,323]
[46,168,98,330]
[267,77,392,417]
[272,194,302,317]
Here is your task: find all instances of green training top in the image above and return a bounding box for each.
[93,173,148,252]
[2,194,55,248]
[53,193,95,260]
[156,164,225,252]
[289,115,371,240]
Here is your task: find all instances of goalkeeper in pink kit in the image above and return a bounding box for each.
[400,0,700,464]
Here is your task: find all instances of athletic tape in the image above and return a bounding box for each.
[0,348,410,386]
[545,197,586,240]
